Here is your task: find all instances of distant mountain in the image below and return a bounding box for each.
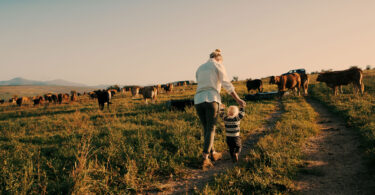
[0,77,87,87]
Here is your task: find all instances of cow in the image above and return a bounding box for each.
[139,86,158,104]
[44,93,57,103]
[16,97,30,107]
[0,99,4,104]
[71,91,78,101]
[108,89,116,97]
[299,73,309,95]
[162,84,174,94]
[88,91,97,99]
[131,86,141,98]
[33,96,44,106]
[44,94,52,103]
[123,86,133,92]
[316,67,364,95]
[9,98,17,104]
[270,73,301,96]
[246,79,263,93]
[58,93,69,104]
[94,90,112,110]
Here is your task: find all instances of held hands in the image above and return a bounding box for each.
[236,99,246,108]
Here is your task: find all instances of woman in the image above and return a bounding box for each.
[194,49,246,169]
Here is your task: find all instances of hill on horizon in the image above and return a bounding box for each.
[0,77,87,87]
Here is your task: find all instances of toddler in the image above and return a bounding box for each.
[220,104,245,162]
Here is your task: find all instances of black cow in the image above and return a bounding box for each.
[0,99,4,104]
[246,79,263,93]
[95,90,112,110]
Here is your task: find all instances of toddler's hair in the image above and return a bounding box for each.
[227,106,239,118]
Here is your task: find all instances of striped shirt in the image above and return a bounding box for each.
[220,107,245,137]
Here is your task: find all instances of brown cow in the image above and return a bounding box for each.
[270,73,301,96]
[71,91,78,101]
[16,97,30,107]
[140,86,158,104]
[131,86,141,98]
[316,67,364,95]
[58,93,69,104]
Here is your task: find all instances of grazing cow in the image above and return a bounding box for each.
[131,86,141,97]
[71,91,78,101]
[317,67,364,95]
[167,99,194,111]
[58,93,69,104]
[140,86,158,104]
[16,97,30,107]
[33,96,44,106]
[270,73,301,96]
[123,86,133,92]
[162,84,174,94]
[94,90,111,110]
[44,94,52,103]
[0,99,4,104]
[246,79,263,93]
[44,93,57,103]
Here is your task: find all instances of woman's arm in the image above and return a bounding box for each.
[230,91,246,107]
[216,63,246,107]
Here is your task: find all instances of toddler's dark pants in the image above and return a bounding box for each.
[226,136,241,158]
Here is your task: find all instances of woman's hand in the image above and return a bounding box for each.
[230,91,246,108]
[236,99,246,108]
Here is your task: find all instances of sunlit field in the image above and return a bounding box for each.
[1,70,374,194]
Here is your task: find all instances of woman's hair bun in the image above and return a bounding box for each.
[215,49,221,53]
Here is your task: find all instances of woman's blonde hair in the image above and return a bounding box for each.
[209,49,222,59]
[227,106,239,118]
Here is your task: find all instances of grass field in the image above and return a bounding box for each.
[0,70,374,194]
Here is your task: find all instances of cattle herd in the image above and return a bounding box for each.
[245,67,364,97]
[0,68,366,110]
[0,81,193,110]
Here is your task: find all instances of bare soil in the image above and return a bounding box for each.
[295,99,375,194]
[148,102,283,194]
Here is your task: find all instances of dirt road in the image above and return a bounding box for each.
[295,99,375,194]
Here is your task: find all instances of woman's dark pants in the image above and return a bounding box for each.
[195,102,219,154]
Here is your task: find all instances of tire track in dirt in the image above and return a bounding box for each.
[295,99,375,194]
[150,102,283,194]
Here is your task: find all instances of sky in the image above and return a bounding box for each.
[0,0,375,86]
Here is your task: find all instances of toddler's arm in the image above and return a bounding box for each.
[237,107,245,120]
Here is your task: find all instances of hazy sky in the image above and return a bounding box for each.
[1,0,375,86]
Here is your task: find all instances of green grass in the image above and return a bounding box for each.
[202,97,320,194]
[0,82,279,194]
